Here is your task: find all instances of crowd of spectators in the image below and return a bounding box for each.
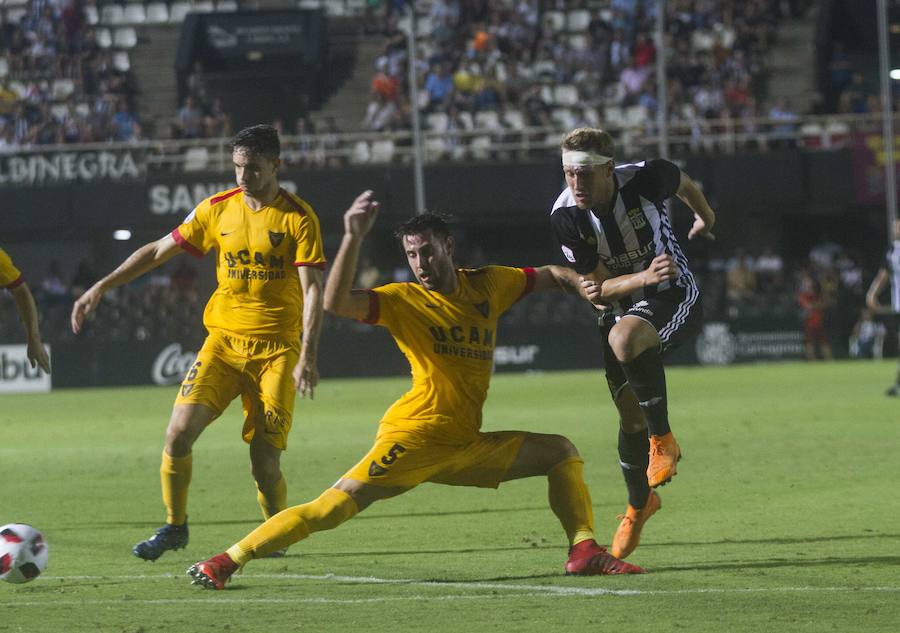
[0,0,143,149]
[694,238,870,360]
[0,234,885,365]
[359,0,813,158]
[0,257,202,345]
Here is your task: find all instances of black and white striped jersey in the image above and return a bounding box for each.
[886,241,900,312]
[550,159,697,311]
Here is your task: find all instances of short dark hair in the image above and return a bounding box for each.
[230,124,280,159]
[393,212,453,244]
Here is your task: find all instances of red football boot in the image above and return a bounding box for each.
[565,539,646,576]
[187,553,239,590]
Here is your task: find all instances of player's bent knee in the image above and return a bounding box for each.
[535,434,579,469]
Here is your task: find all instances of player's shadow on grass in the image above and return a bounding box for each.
[648,555,900,573]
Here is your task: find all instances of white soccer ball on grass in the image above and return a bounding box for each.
[0,523,48,584]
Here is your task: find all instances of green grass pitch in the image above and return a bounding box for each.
[1,361,898,632]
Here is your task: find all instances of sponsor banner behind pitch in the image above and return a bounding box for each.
[46,319,804,389]
[0,344,51,393]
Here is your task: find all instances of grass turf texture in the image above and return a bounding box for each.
[1,361,898,632]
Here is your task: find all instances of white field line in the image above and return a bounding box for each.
[5,571,895,605]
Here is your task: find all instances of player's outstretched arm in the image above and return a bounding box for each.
[71,233,182,334]
[10,282,51,373]
[323,190,380,321]
[676,171,717,241]
[531,265,581,295]
[294,266,324,398]
[866,268,890,313]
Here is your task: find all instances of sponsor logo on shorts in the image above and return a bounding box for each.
[368,443,406,477]
[629,300,653,316]
[181,384,194,397]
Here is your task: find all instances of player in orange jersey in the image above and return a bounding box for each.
[1,247,51,373]
[71,125,326,561]
[186,190,648,589]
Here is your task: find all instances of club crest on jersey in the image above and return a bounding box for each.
[626,207,647,229]
[473,301,490,318]
[268,231,285,247]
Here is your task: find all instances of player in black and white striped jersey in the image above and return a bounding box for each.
[865,218,900,396]
[549,128,716,560]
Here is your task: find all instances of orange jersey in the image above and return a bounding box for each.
[0,247,23,289]
[362,266,536,442]
[172,187,325,339]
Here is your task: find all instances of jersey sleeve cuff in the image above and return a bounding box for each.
[2,274,24,290]
[170,228,204,258]
[357,289,379,324]
[516,267,537,302]
[293,261,327,269]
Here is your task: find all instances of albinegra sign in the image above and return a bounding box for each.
[0,344,51,393]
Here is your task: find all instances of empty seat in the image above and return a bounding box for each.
[193,1,215,12]
[101,4,125,24]
[216,0,238,10]
[113,51,131,72]
[84,4,99,24]
[474,110,499,129]
[51,78,75,100]
[569,33,589,50]
[96,27,113,48]
[502,109,524,129]
[470,135,491,160]
[50,104,69,121]
[553,84,578,106]
[424,136,446,160]
[183,147,210,171]
[370,139,395,163]
[426,111,448,132]
[7,81,27,99]
[169,2,192,22]
[543,10,565,32]
[551,107,574,129]
[349,140,371,164]
[624,105,647,127]
[123,3,146,23]
[603,105,625,128]
[566,9,590,31]
[146,2,169,22]
[113,26,138,48]
[5,7,27,23]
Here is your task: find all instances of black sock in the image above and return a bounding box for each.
[621,348,671,437]
[618,428,650,509]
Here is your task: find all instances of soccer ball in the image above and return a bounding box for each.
[0,524,48,584]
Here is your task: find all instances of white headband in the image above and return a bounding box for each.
[562,151,613,167]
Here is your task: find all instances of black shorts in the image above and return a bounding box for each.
[600,286,703,398]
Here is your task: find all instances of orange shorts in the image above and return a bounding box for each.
[341,426,526,490]
[174,328,300,450]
